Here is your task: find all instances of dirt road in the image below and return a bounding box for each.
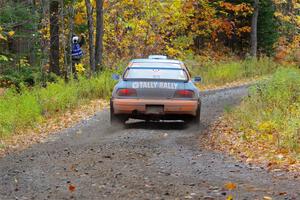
[0,86,299,200]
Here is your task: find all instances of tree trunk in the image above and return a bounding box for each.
[49,0,60,75]
[29,0,37,65]
[85,0,96,75]
[287,0,293,13]
[95,0,104,71]
[68,0,75,77]
[60,0,68,80]
[40,0,49,86]
[250,0,259,57]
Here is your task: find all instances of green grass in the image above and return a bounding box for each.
[185,57,279,86]
[230,68,300,151]
[0,70,116,137]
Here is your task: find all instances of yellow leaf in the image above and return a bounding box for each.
[75,63,85,73]
[74,13,85,25]
[224,182,237,190]
[226,195,233,200]
[263,196,272,200]
[295,16,300,26]
[0,33,7,41]
[8,31,15,37]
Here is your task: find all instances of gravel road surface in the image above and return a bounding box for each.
[0,86,299,200]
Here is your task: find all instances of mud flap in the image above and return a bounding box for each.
[110,100,127,126]
[189,103,201,128]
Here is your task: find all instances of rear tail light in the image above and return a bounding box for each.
[117,88,137,96]
[174,90,195,98]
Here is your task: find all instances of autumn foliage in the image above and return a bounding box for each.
[0,0,299,81]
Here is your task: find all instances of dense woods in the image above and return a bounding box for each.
[0,0,299,87]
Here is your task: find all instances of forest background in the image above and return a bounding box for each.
[0,0,299,86]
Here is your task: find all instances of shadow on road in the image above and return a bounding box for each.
[124,120,189,130]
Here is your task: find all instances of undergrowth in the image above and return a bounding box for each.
[186,57,279,86]
[231,68,300,152]
[0,70,115,137]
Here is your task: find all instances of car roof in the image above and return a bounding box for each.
[131,59,182,64]
[124,58,191,78]
[129,59,184,69]
[148,55,168,59]
[129,63,182,69]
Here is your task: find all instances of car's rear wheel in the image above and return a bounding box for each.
[110,100,127,126]
[189,104,201,127]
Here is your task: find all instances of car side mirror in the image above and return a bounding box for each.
[193,76,202,83]
[112,74,120,80]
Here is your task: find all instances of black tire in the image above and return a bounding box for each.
[190,104,201,127]
[110,100,126,126]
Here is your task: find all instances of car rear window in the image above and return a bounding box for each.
[124,68,188,81]
[131,62,182,68]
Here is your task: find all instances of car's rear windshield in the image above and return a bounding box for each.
[131,62,182,68]
[124,68,188,81]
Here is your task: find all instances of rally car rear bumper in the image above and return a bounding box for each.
[112,98,198,116]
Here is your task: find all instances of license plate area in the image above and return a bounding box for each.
[146,105,164,114]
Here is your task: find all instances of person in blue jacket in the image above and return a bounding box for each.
[71,34,84,78]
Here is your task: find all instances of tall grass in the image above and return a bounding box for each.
[0,70,115,137]
[231,68,300,151]
[186,57,279,85]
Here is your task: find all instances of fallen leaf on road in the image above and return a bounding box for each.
[226,195,233,200]
[68,184,76,192]
[263,196,272,200]
[225,182,237,190]
[278,192,287,196]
